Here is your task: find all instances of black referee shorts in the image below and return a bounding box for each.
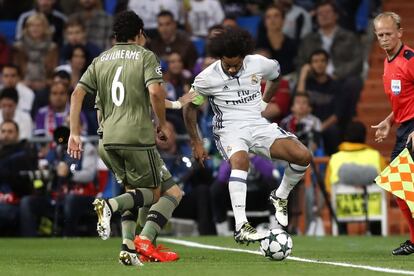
[391,118,414,160]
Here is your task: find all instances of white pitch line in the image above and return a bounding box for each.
[159,238,414,276]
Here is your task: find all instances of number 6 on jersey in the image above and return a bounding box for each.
[112,66,125,106]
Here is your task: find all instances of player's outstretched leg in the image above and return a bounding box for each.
[93,188,154,240]
[269,137,311,227]
[134,185,182,262]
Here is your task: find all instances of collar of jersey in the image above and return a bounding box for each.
[217,59,246,80]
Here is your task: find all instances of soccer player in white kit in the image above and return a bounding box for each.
[183,27,312,244]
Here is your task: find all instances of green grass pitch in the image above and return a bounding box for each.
[0,236,413,276]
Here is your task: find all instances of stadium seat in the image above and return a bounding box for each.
[236,16,261,39]
[0,20,17,44]
[192,37,205,57]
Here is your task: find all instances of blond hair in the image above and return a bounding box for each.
[23,13,52,39]
[374,12,401,29]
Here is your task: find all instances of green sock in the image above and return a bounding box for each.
[121,209,138,250]
[140,195,179,242]
[136,206,150,235]
[108,188,153,213]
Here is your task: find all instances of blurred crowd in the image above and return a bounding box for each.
[0,0,383,237]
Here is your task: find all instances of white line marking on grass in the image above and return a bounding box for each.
[159,238,414,276]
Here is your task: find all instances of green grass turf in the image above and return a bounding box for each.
[0,236,413,276]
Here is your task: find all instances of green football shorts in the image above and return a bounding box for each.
[99,142,172,190]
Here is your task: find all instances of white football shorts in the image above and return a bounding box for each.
[213,118,296,160]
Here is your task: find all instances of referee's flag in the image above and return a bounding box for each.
[375,148,414,216]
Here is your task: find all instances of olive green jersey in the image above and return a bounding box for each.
[78,43,163,150]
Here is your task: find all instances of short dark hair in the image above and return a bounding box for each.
[207,26,254,58]
[1,119,19,133]
[315,0,339,14]
[309,49,330,62]
[0,87,19,103]
[53,70,71,82]
[265,4,286,19]
[293,92,310,103]
[2,63,21,76]
[65,18,85,30]
[344,121,366,143]
[113,11,144,42]
[157,10,175,20]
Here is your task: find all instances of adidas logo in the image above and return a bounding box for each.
[223,85,229,90]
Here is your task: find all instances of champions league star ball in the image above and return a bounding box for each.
[259,229,293,261]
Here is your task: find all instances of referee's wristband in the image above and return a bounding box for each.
[260,100,268,111]
[171,101,182,109]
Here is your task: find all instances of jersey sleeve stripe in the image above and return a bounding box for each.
[78,81,96,94]
[145,77,163,87]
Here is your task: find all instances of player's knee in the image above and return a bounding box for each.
[152,187,161,203]
[230,152,250,170]
[164,184,183,203]
[293,147,312,167]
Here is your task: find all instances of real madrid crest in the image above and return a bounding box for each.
[251,74,259,85]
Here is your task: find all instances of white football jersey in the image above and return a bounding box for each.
[192,54,280,130]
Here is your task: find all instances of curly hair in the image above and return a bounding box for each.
[113,11,144,42]
[207,27,254,58]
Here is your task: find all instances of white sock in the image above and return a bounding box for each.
[275,163,308,199]
[229,169,248,231]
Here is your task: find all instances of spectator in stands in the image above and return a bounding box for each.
[20,125,98,237]
[60,18,102,65]
[52,131,98,236]
[31,70,71,118]
[297,0,363,79]
[222,16,238,28]
[69,0,113,50]
[275,0,313,43]
[116,0,181,39]
[0,120,37,236]
[1,64,34,114]
[296,0,364,115]
[183,0,225,38]
[280,92,322,152]
[12,13,59,92]
[0,88,32,140]
[16,0,67,46]
[163,52,193,134]
[55,45,90,90]
[325,120,386,234]
[148,11,198,71]
[256,4,298,76]
[296,49,345,155]
[34,82,87,137]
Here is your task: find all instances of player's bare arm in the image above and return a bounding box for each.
[148,82,170,141]
[183,94,208,167]
[164,90,195,109]
[372,112,394,143]
[68,86,86,159]
[261,77,280,111]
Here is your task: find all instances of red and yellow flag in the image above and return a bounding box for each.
[375,148,414,215]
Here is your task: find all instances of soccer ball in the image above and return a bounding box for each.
[259,228,293,261]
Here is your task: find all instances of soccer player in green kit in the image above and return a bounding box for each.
[68,11,182,265]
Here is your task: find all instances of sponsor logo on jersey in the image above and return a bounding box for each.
[251,74,259,85]
[227,146,232,154]
[391,79,401,95]
[223,85,229,90]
